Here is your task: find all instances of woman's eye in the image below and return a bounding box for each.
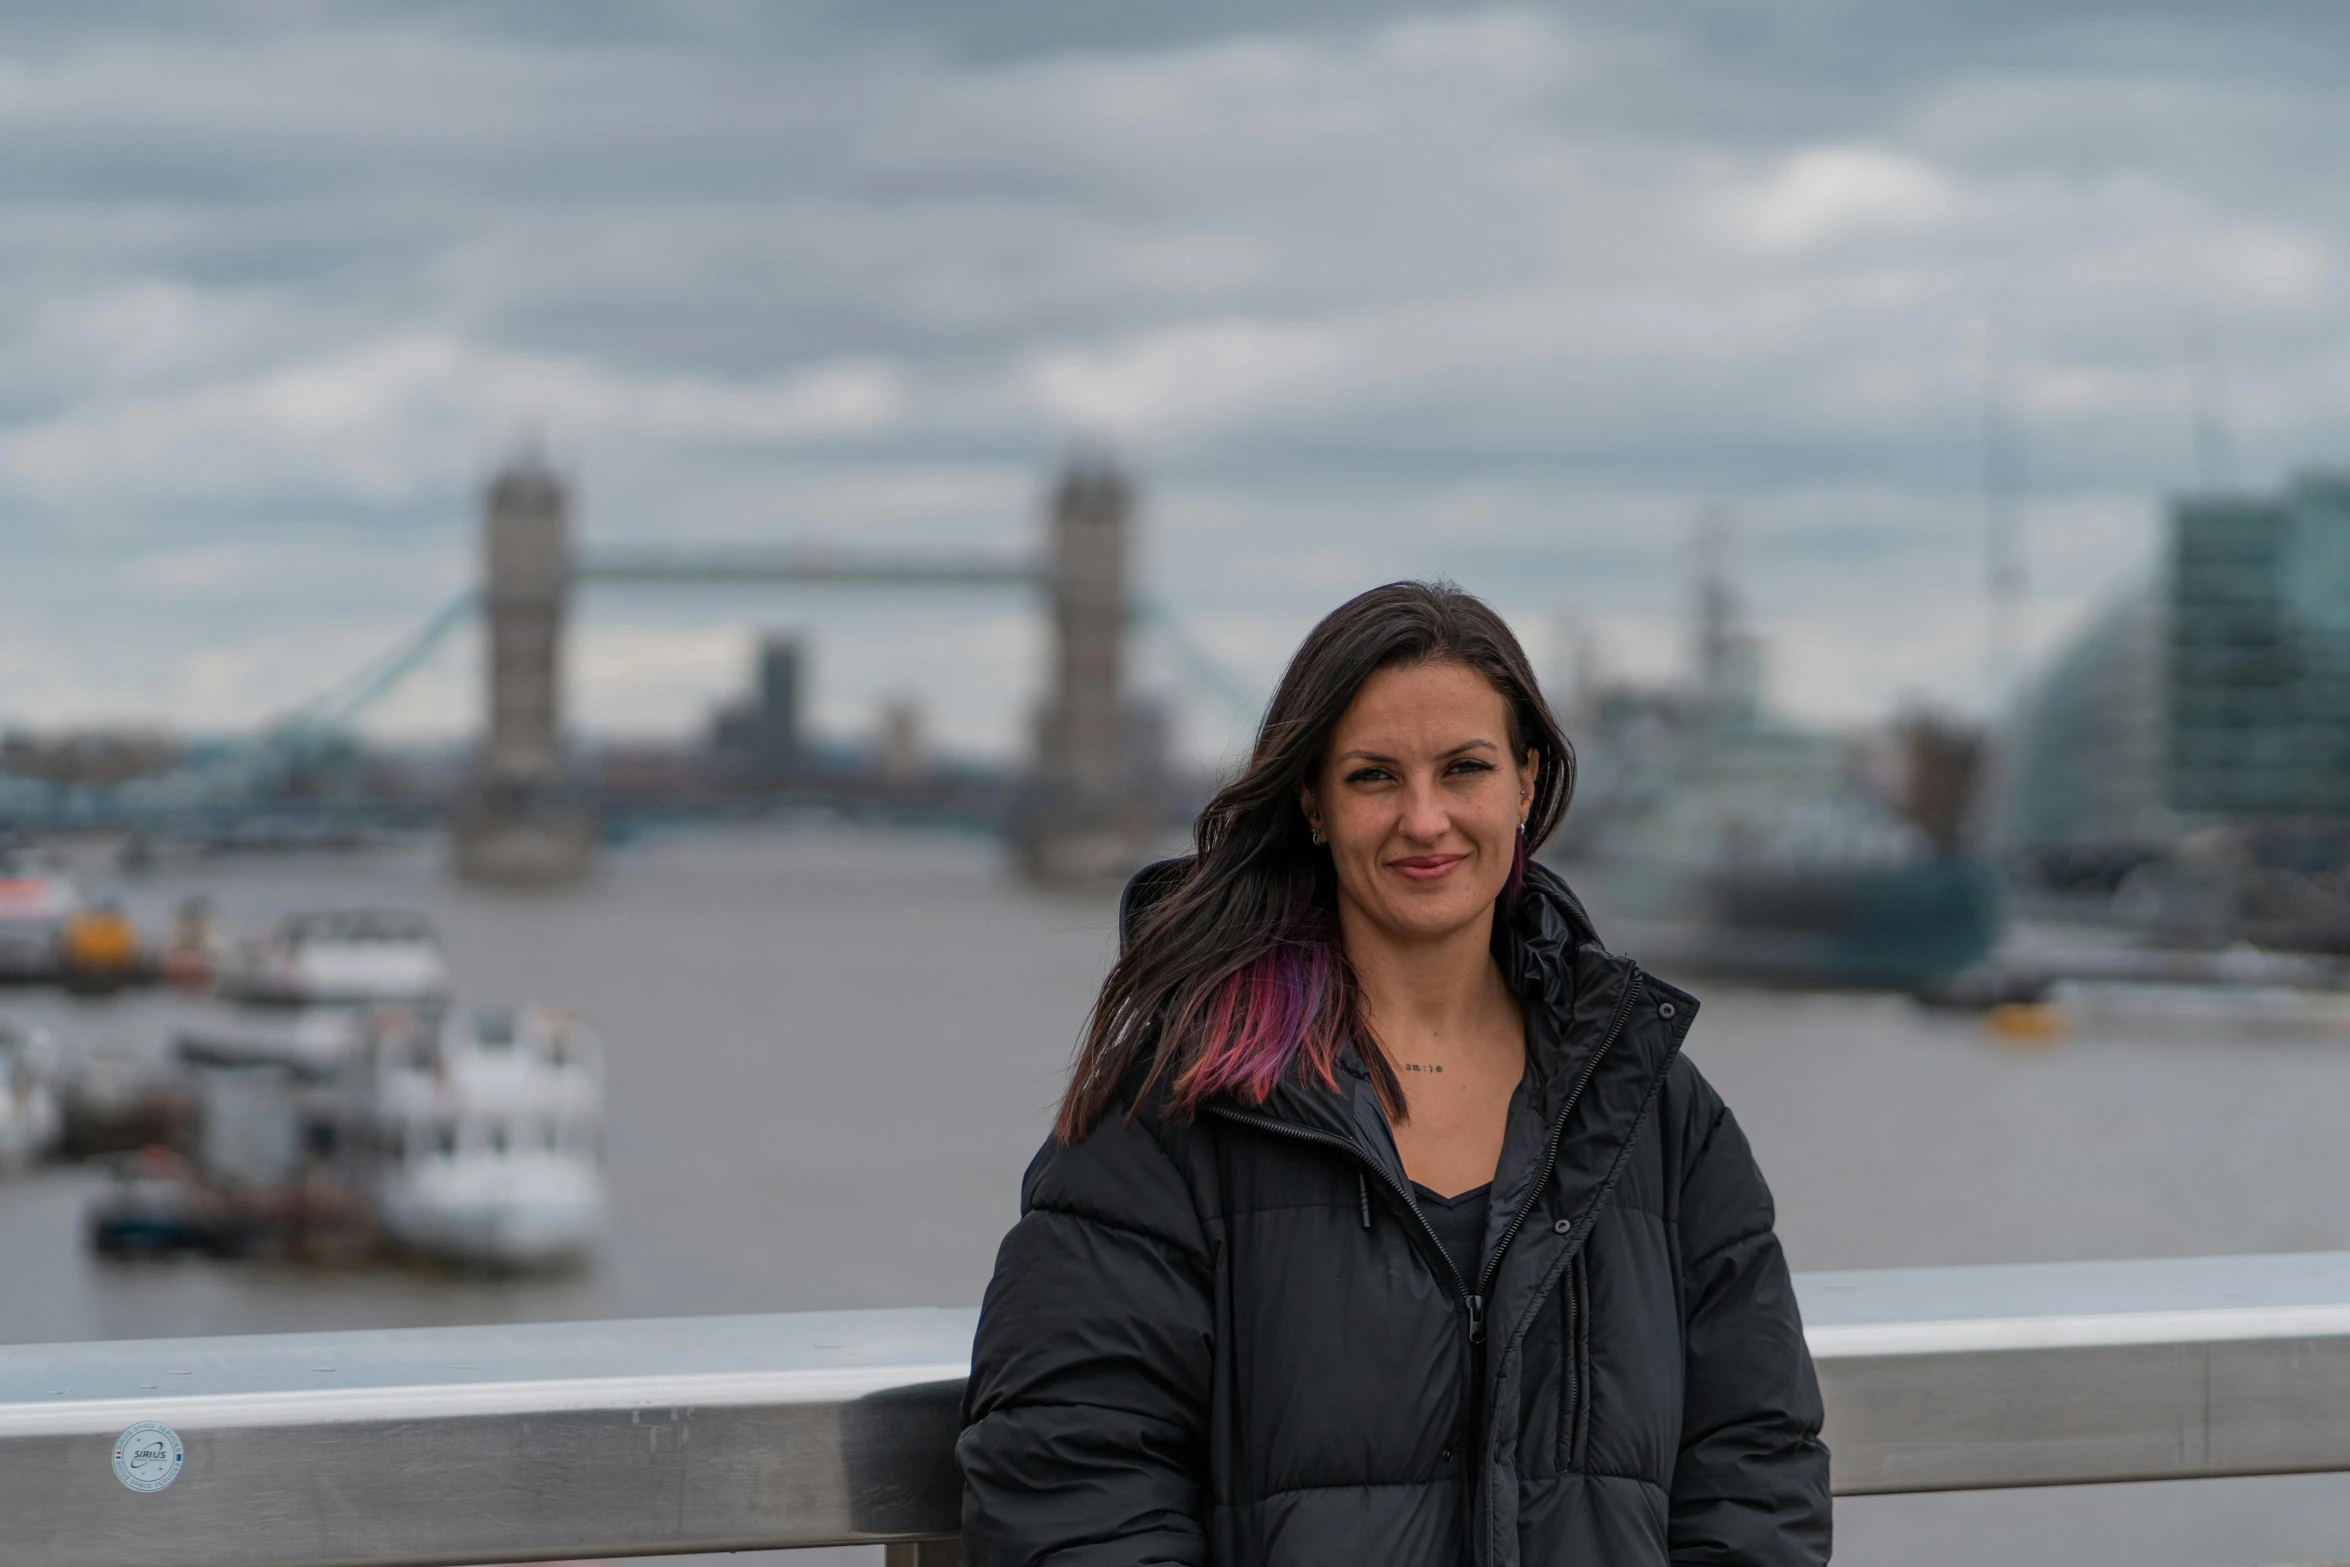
[1447,758,1495,776]
[1344,767,1391,784]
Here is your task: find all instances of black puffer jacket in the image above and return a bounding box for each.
[959,863,1829,1567]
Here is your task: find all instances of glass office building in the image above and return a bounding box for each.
[2168,476,2350,819]
[2001,473,2350,872]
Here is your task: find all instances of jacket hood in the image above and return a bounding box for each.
[1496,860,1603,1022]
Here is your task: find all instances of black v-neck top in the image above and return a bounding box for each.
[1411,1180,1492,1292]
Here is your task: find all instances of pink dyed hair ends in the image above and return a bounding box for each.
[1166,842,1524,1116]
[1168,907,1342,1111]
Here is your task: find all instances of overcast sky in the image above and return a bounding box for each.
[3,2,2346,763]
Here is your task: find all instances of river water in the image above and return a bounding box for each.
[4,824,2349,1566]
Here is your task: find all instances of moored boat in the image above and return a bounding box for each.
[160,895,231,990]
[218,909,452,1007]
[58,901,146,993]
[1552,532,2001,989]
[0,1016,63,1172]
[0,877,77,983]
[353,1006,606,1269]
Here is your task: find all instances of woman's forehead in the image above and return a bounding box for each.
[1332,662,1510,743]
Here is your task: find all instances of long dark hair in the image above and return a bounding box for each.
[1055,581,1574,1143]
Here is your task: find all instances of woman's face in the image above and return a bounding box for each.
[1302,660,1536,947]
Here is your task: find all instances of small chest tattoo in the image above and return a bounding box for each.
[1401,1062,1443,1073]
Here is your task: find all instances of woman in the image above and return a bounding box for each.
[960,582,1829,1567]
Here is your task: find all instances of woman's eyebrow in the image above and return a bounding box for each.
[1335,738,1500,765]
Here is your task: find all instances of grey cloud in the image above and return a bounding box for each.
[0,2,2346,750]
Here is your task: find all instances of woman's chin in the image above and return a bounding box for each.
[1358,887,1504,945]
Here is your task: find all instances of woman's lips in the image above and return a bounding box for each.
[1388,853,1467,882]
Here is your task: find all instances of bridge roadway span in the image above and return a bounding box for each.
[9,1251,2350,1565]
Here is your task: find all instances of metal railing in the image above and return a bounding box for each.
[12,1252,2350,1566]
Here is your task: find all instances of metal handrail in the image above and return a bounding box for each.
[12,1253,2350,1565]
[1804,1249,2350,1495]
[0,1307,973,1567]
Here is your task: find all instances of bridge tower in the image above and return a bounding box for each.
[452,457,597,884]
[484,460,569,783]
[1018,460,1154,882]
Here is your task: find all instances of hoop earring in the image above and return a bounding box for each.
[1309,825,1326,846]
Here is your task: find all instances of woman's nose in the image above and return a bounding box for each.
[1398,782,1448,841]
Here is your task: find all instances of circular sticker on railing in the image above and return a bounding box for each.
[112,1421,184,1493]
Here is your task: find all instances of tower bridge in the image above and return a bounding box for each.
[455,457,1148,886]
[0,458,1255,872]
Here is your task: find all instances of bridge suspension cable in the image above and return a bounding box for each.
[1142,601,1266,732]
[264,589,478,742]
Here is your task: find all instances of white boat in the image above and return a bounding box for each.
[355,1007,606,1269]
[220,909,452,1006]
[174,1008,369,1077]
[0,878,77,982]
[0,1016,64,1171]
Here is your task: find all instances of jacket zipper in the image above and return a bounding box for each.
[1207,963,1646,1342]
[1205,961,1647,1567]
[1456,966,1643,1567]
[1474,967,1643,1308]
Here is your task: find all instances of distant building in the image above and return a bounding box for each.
[2002,471,2350,880]
[2168,475,2350,819]
[877,697,924,784]
[749,636,804,779]
[1998,592,2173,876]
[709,634,804,783]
